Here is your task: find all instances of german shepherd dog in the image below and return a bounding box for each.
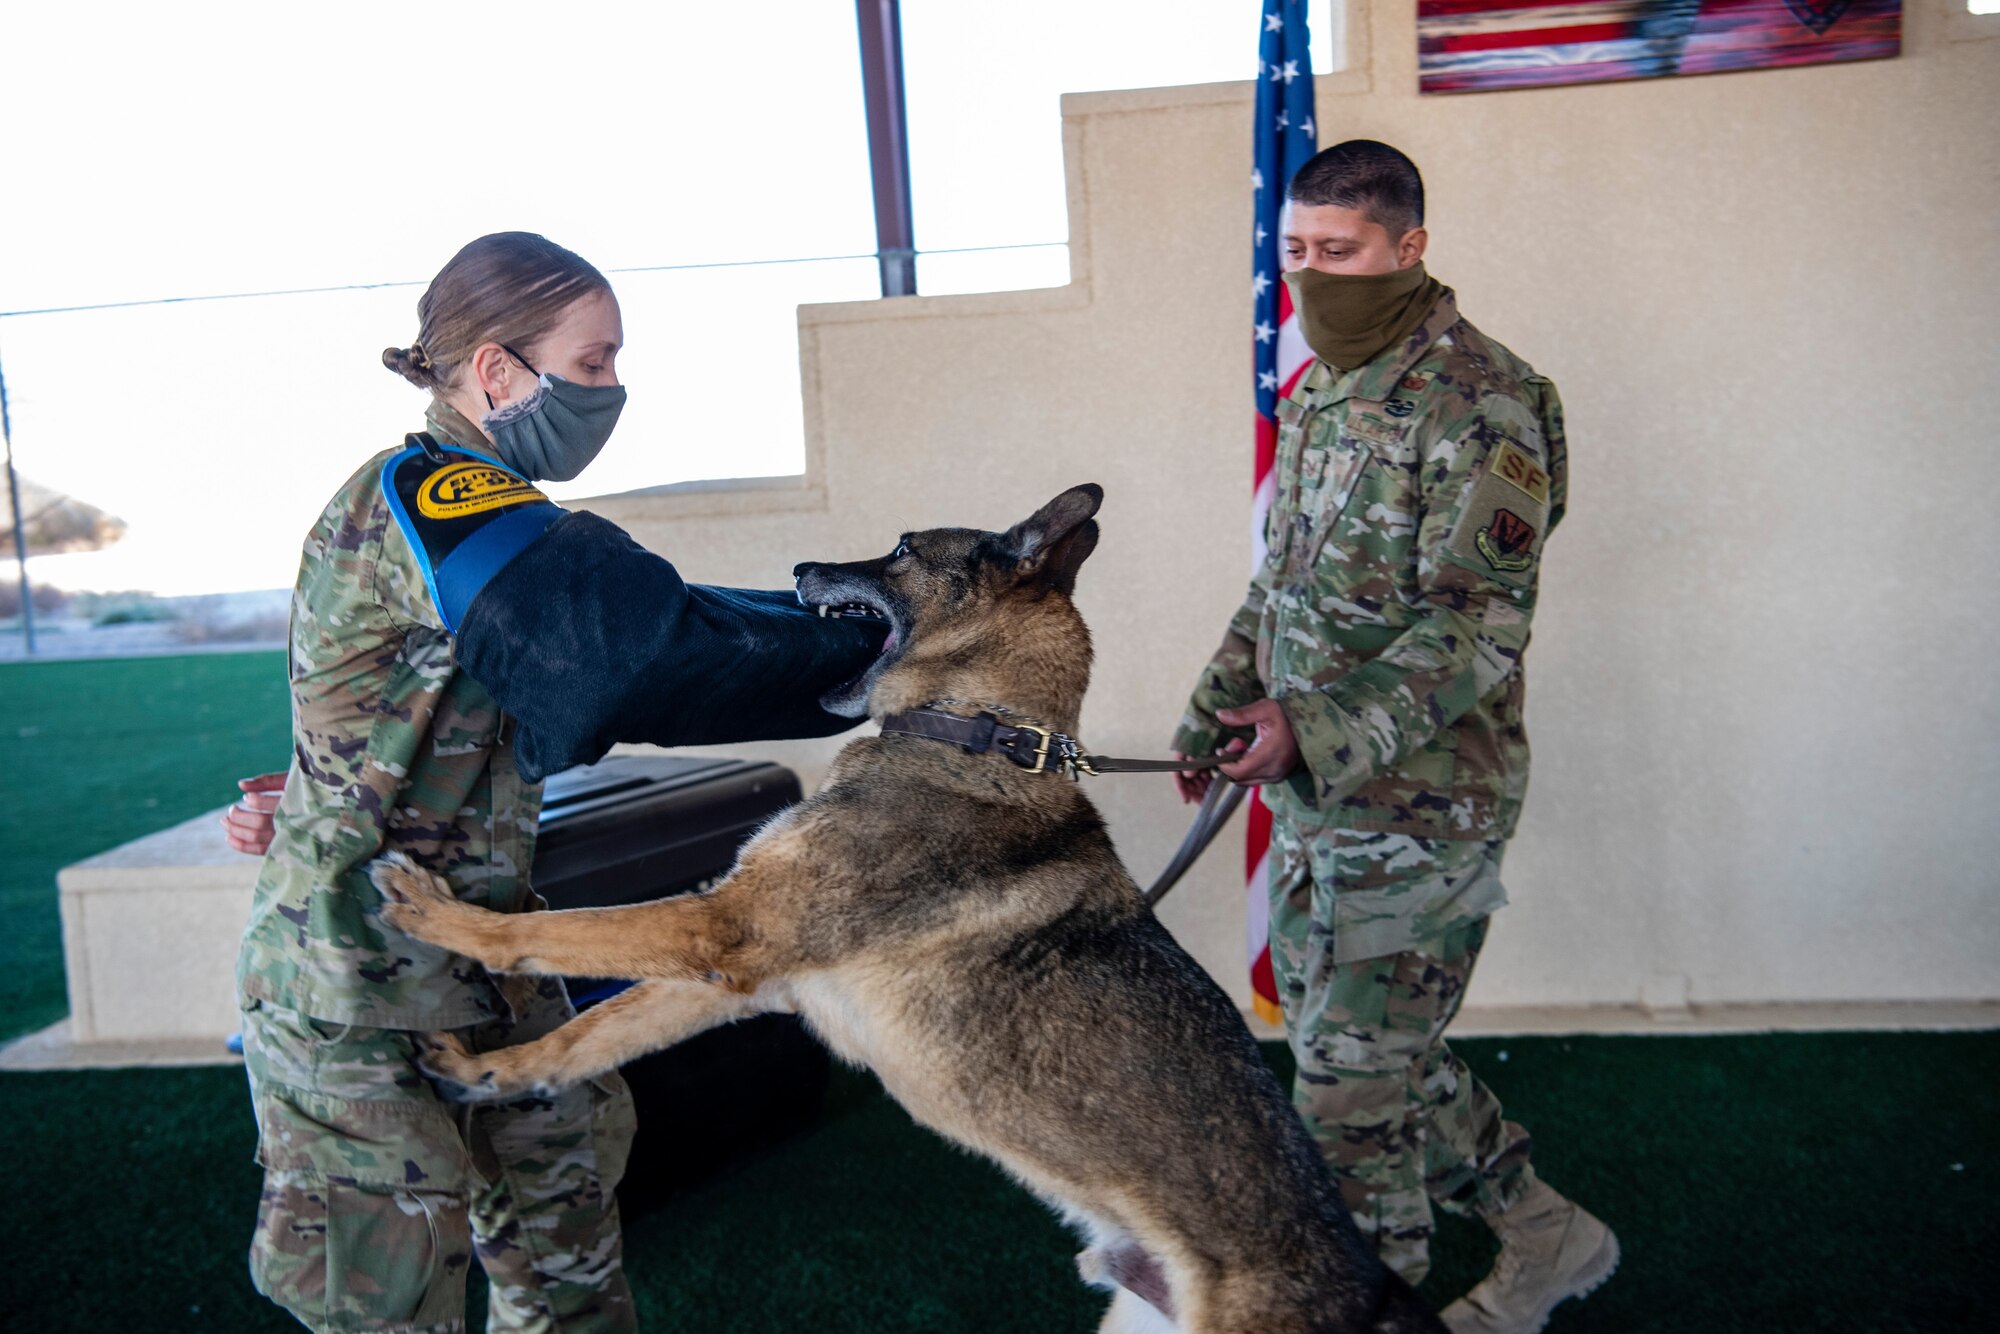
[371,486,1443,1334]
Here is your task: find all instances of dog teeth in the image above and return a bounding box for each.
[815,601,882,621]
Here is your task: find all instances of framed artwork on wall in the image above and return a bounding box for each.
[1418,0,1902,94]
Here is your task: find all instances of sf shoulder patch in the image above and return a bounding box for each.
[382,438,564,633]
[1442,439,1550,588]
[1488,440,1551,507]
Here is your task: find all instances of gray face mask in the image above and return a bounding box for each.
[480,346,627,482]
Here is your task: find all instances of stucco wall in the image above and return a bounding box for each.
[592,0,2000,1013]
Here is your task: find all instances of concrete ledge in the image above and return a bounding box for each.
[1247,999,2000,1042]
[0,1019,241,1072]
[59,806,258,1046]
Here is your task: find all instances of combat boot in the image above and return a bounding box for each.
[1440,1176,1619,1334]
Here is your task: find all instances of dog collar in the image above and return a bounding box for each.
[878,707,1230,779]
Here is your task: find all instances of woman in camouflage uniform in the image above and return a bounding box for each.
[223,233,881,1333]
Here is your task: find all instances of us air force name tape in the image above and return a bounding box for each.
[382,435,563,633]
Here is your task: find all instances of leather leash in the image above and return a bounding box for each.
[877,707,1249,908]
[1144,778,1248,907]
[879,707,1232,779]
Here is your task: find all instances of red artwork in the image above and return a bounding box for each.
[1418,0,1902,94]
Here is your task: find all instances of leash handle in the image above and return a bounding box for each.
[1145,778,1249,907]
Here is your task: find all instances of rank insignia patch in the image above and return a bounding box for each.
[1475,508,1537,573]
[416,463,546,520]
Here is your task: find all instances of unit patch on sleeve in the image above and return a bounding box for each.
[1440,437,1552,589]
[1474,508,1537,573]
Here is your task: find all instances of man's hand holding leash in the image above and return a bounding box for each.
[1173,699,1300,802]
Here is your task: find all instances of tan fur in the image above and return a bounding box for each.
[371,487,1441,1334]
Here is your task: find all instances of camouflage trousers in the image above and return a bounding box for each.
[240,982,638,1333]
[1267,822,1533,1285]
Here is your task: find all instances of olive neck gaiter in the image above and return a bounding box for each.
[1282,262,1444,372]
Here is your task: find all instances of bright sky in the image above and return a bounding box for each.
[1,1,1334,597]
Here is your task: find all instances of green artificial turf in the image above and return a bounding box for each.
[0,651,292,1044]
[2,1033,1994,1332]
[2,652,1996,1330]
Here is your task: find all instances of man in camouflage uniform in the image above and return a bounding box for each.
[1174,142,1617,1331]
[238,397,639,1333]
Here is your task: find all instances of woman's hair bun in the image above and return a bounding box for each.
[382,343,436,388]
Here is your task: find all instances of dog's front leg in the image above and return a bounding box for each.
[420,978,776,1101]
[370,851,774,988]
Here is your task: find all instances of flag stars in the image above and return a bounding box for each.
[1253,271,1271,298]
[1265,11,1284,31]
[1272,60,1299,84]
[1302,116,1315,138]
[1255,321,1276,344]
[1255,223,1268,246]
[1252,168,1265,191]
[1259,369,1279,391]
[1276,110,1289,131]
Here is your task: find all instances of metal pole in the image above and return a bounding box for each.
[0,348,35,655]
[854,0,917,297]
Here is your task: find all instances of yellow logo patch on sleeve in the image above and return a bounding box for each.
[416,463,546,520]
[1490,441,1552,507]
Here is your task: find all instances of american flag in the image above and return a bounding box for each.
[1247,2,1317,1028]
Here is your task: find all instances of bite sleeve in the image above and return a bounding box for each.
[453,511,884,782]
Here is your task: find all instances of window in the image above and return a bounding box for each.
[900,0,1342,294]
[0,3,877,597]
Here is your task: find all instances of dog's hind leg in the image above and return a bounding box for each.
[419,978,773,1101]
[371,851,778,989]
[1097,1287,1180,1334]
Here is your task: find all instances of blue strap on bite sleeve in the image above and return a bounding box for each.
[380,436,562,632]
[431,501,563,632]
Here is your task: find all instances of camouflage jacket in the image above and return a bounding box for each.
[1175,289,1567,841]
[237,401,539,1028]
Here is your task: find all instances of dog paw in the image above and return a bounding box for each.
[370,851,446,908]
[369,852,463,937]
[415,1037,511,1103]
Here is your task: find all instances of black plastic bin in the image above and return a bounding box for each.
[534,754,830,1208]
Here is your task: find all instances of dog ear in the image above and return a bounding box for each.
[1003,484,1103,594]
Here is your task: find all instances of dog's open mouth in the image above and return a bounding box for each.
[807,596,897,655]
[798,581,904,715]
